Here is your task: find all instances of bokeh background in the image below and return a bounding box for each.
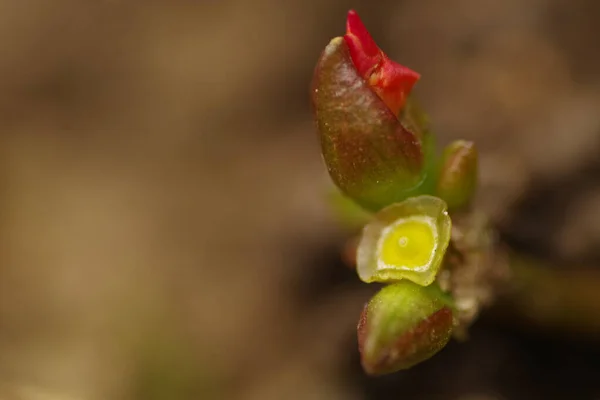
[0,0,599,399]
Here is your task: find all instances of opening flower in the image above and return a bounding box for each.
[356,195,452,286]
[310,13,426,211]
[344,10,420,115]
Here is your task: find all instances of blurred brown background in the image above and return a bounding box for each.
[0,0,599,399]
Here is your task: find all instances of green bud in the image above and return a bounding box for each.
[358,281,454,375]
[310,37,425,211]
[356,195,451,286]
[436,140,478,210]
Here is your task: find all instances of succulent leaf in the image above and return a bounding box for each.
[358,281,454,375]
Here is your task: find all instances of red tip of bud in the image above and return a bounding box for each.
[344,10,381,78]
[343,10,420,115]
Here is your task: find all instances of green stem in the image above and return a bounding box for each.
[497,252,600,336]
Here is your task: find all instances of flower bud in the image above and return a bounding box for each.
[436,140,478,210]
[356,195,451,286]
[358,281,454,375]
[311,35,425,211]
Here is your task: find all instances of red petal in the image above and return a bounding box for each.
[371,58,421,115]
[343,10,421,115]
[344,10,381,77]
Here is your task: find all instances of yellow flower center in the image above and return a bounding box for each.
[377,216,437,272]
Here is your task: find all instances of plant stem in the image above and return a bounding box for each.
[495,252,600,337]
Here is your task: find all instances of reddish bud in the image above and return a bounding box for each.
[358,281,454,375]
[344,10,420,115]
[311,37,425,211]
